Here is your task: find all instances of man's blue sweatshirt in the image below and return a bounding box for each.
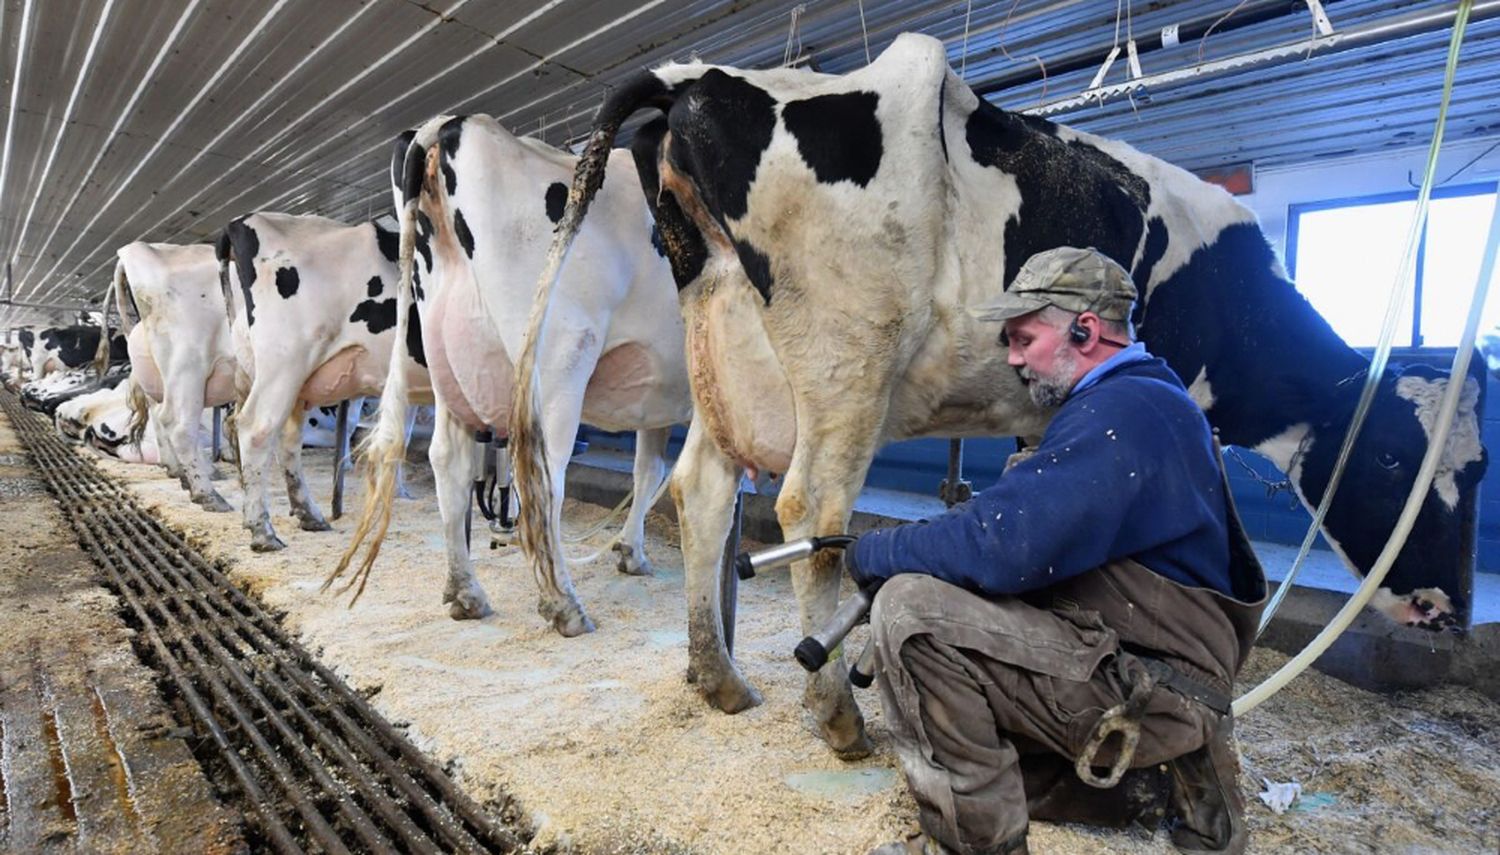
[849,354,1234,598]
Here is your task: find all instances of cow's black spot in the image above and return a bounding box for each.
[415,211,434,272]
[275,266,300,299]
[453,209,475,259]
[1137,222,1353,449]
[964,100,1148,286]
[227,218,261,326]
[545,182,568,224]
[367,276,384,298]
[374,221,400,263]
[732,237,775,305]
[19,329,33,351]
[412,265,426,302]
[309,418,320,427]
[406,303,426,367]
[632,118,708,289]
[439,116,465,197]
[349,298,398,335]
[782,91,883,187]
[667,69,777,222]
[1131,217,1169,328]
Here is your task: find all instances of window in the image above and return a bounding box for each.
[1286,182,1498,348]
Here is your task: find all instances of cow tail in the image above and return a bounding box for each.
[325,136,427,605]
[125,375,152,449]
[92,261,126,379]
[509,70,675,608]
[215,228,237,326]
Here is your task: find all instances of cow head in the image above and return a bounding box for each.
[1290,360,1486,630]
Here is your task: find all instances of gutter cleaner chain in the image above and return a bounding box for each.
[735,536,878,688]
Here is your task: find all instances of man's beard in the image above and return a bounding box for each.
[1019,344,1077,409]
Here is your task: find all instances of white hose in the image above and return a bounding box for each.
[564,462,678,561]
[1236,0,1488,716]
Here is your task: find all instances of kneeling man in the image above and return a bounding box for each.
[851,247,1266,855]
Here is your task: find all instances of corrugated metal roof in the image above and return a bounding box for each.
[1,0,1496,325]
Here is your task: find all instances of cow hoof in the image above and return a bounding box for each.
[541,601,595,637]
[612,542,654,577]
[443,581,493,620]
[816,697,872,760]
[827,728,874,761]
[195,493,233,513]
[448,595,493,621]
[298,515,332,532]
[698,673,763,714]
[251,533,287,553]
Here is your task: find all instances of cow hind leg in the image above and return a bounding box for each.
[280,407,331,533]
[151,401,185,483]
[431,407,492,620]
[778,435,880,760]
[236,391,290,552]
[613,426,670,576]
[674,419,760,713]
[165,384,231,512]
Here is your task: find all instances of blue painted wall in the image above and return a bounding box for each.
[581,366,1497,575]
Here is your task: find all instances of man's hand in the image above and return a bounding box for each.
[844,533,885,595]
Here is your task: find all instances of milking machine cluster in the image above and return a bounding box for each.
[735,536,878,688]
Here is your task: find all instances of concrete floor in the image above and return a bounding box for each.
[0,431,243,853]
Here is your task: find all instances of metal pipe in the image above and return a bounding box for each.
[721,490,745,656]
[1025,0,1500,116]
[795,589,872,673]
[976,0,1351,98]
[105,501,497,854]
[0,297,98,312]
[332,398,351,519]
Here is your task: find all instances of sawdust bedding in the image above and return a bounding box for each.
[83,447,1500,854]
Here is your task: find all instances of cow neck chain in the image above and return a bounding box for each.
[1224,434,1312,510]
[1230,366,1368,503]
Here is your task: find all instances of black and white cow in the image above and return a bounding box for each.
[55,378,164,464]
[109,242,239,510]
[334,115,689,633]
[28,324,126,380]
[22,362,129,415]
[218,212,431,551]
[517,33,1488,755]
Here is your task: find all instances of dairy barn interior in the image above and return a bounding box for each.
[2,0,1499,852]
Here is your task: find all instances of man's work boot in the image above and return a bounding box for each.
[1167,716,1247,854]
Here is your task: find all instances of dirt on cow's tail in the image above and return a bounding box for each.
[508,118,627,628]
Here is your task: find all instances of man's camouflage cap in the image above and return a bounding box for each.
[969,246,1137,323]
